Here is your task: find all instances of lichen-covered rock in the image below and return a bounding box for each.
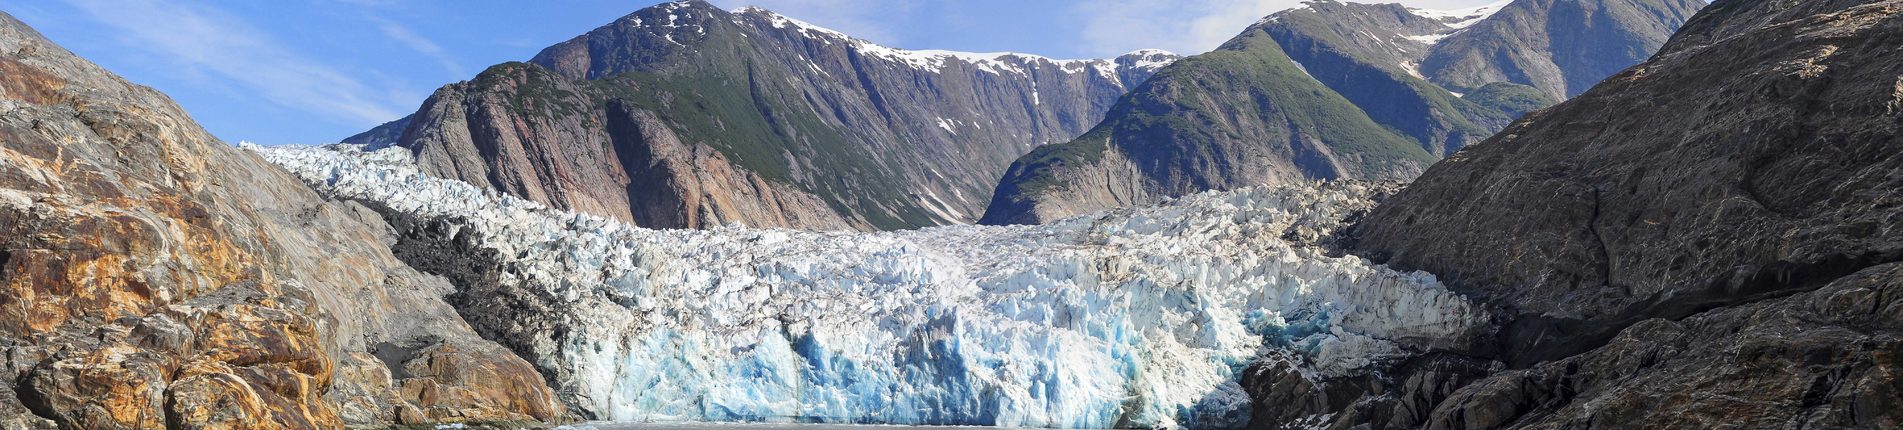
[0,10,559,427]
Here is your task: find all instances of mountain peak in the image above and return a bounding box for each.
[724,5,1179,79]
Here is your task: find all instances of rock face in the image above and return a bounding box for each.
[1423,0,1706,99]
[978,29,1435,226]
[1299,0,1903,428]
[980,0,1701,225]
[1263,0,1703,155]
[349,0,1177,231]
[0,11,558,428]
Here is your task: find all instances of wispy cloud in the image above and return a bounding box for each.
[60,0,405,126]
[1070,0,1294,56]
[373,18,466,77]
[1069,0,1504,56]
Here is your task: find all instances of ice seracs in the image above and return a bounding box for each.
[250,144,1489,429]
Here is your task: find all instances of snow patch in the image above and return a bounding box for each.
[733,6,1172,79]
[1405,33,1455,45]
[1410,0,1512,30]
[1399,60,1426,79]
[1291,59,1315,79]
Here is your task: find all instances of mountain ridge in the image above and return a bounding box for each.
[348,0,1178,231]
[980,0,1704,225]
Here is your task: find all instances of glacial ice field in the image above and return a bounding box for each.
[251,144,1489,429]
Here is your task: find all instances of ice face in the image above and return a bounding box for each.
[250,144,1489,429]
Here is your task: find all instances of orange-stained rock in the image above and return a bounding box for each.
[395,343,563,422]
[23,344,172,429]
[0,10,564,428]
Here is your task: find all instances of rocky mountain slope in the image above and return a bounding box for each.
[348,0,1177,231]
[980,0,1703,225]
[1278,0,1903,427]
[0,12,559,428]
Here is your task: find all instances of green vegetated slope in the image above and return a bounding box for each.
[981,0,1704,225]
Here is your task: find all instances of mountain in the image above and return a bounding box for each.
[1306,0,1903,427]
[347,0,1177,231]
[978,25,1436,226]
[979,0,1703,225]
[0,12,558,428]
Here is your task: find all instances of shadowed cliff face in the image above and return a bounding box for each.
[980,0,1703,226]
[1288,0,1903,428]
[354,1,1178,231]
[0,12,558,428]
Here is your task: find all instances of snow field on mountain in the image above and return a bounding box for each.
[251,144,1487,429]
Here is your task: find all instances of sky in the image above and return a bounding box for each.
[5,0,1498,145]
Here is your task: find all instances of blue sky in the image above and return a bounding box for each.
[6,0,1495,144]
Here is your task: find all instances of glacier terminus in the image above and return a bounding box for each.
[251,144,1491,429]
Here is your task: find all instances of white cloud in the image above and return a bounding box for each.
[1068,0,1289,56]
[60,0,406,127]
[373,18,466,77]
[1070,0,1504,56]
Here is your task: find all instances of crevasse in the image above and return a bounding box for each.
[249,144,1488,429]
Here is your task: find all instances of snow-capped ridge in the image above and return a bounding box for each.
[1410,0,1513,30]
[729,5,1176,79]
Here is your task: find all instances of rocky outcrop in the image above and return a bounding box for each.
[352,0,1178,231]
[0,11,558,428]
[1261,0,1903,428]
[1424,0,1706,99]
[980,0,1701,225]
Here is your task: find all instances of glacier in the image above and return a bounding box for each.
[249,144,1489,429]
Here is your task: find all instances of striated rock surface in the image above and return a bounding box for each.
[980,0,1701,226]
[351,0,1178,231]
[1294,0,1903,428]
[0,11,558,428]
